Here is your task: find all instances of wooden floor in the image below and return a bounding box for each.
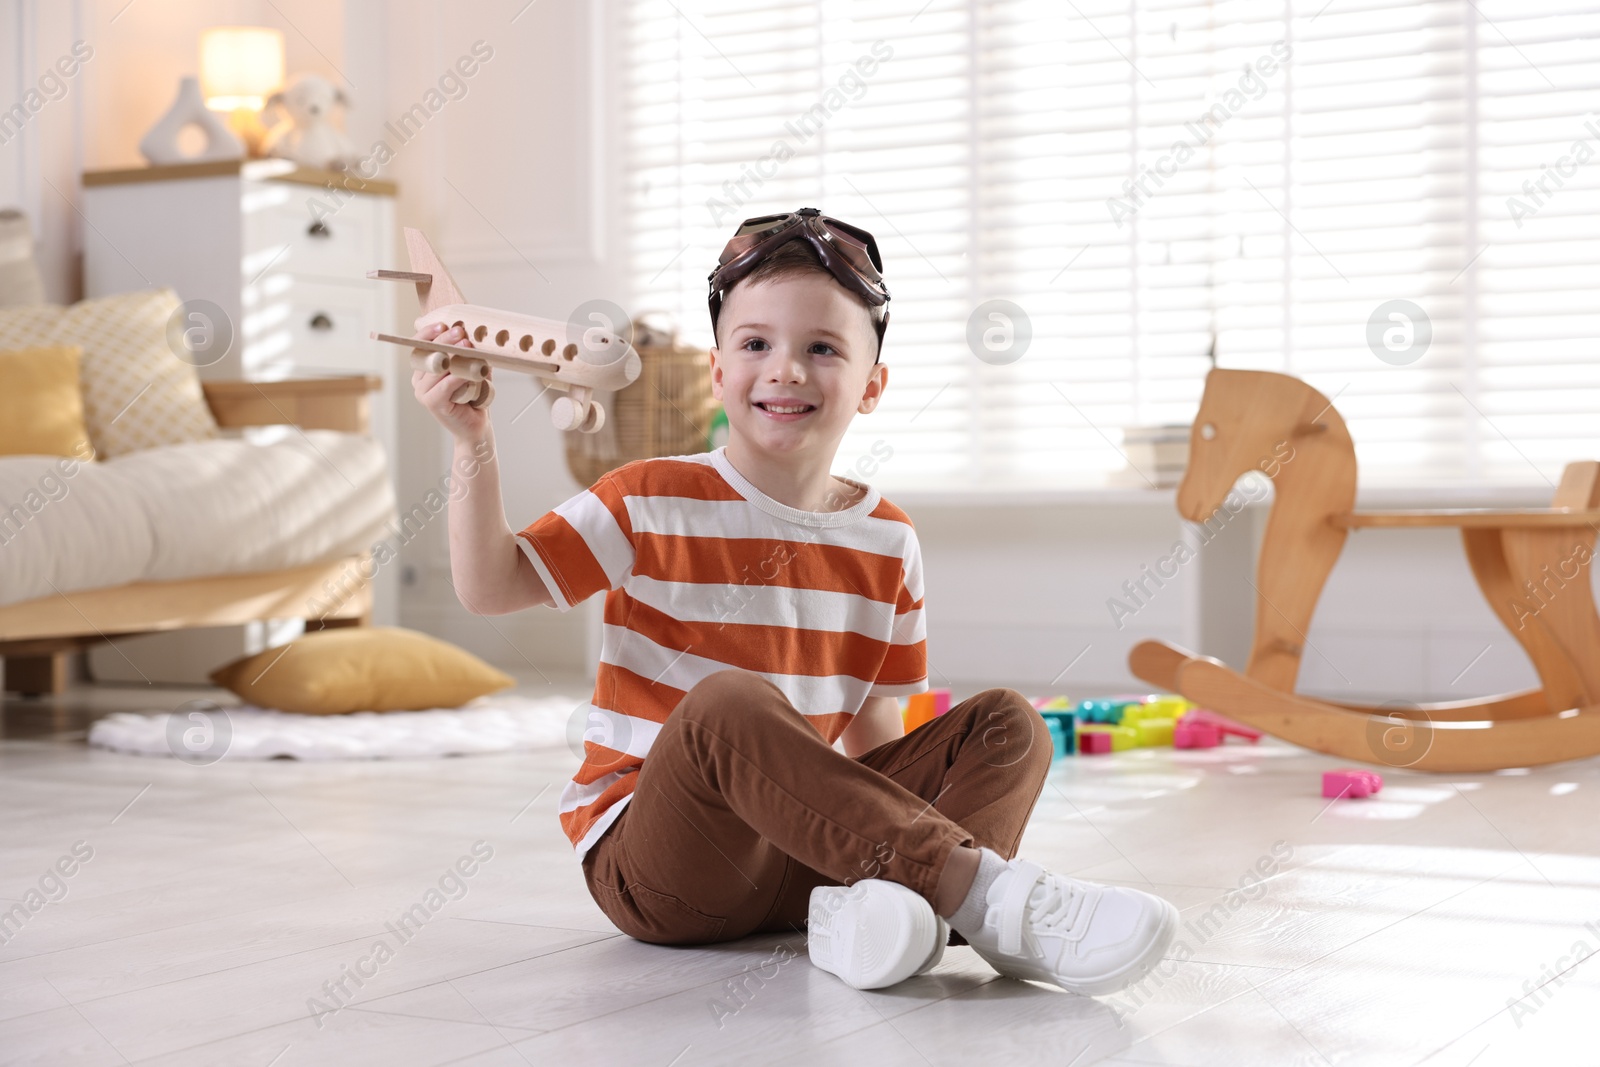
[2,673,1596,1066]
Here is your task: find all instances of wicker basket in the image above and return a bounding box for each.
[563,312,719,487]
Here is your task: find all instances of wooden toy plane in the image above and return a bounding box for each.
[368,228,641,433]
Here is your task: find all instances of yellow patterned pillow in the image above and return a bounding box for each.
[0,345,94,457]
[0,288,217,458]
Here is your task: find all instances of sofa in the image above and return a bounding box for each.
[0,275,397,696]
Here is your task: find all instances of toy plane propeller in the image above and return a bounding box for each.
[368,228,642,433]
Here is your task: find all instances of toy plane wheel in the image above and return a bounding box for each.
[550,395,588,432]
[450,356,487,380]
[468,378,494,410]
[579,403,605,434]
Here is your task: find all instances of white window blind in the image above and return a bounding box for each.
[624,0,1600,491]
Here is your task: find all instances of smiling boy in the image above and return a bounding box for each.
[411,207,1178,995]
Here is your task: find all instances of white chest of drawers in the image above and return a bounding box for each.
[81,158,399,435]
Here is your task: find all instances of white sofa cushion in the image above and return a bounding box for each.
[0,430,396,609]
[0,450,154,607]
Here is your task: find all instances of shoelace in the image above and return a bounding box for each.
[994,861,1093,957]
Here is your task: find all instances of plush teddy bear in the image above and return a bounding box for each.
[262,73,358,171]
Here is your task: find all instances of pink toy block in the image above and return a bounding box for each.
[1322,769,1383,799]
[1173,720,1222,749]
[931,688,951,716]
[1079,731,1114,755]
[1177,710,1260,751]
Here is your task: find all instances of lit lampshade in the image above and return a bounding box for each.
[200,26,284,111]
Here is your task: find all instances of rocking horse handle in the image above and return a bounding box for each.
[1128,639,1191,692]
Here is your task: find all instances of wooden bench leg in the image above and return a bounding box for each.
[3,652,73,697]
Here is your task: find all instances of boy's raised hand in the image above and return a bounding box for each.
[411,321,493,441]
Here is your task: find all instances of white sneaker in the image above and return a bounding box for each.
[807,880,948,990]
[962,858,1178,996]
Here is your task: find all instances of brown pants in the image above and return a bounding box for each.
[582,668,1052,945]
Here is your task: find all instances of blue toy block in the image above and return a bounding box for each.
[1039,710,1078,757]
[1045,717,1069,760]
[1076,699,1137,724]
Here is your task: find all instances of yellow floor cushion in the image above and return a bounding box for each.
[0,344,93,458]
[209,626,516,714]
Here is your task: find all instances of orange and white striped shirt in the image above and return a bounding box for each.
[515,446,929,858]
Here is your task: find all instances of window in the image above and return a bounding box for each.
[624,0,1600,490]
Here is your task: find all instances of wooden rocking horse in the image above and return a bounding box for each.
[1128,369,1600,773]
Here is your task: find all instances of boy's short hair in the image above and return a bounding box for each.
[717,239,887,361]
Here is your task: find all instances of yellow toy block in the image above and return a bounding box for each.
[1121,697,1188,725]
[1134,718,1176,747]
[1076,723,1137,752]
[1140,695,1192,719]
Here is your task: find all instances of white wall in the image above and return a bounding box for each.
[0,0,352,300]
[3,0,1580,704]
[358,0,617,677]
[0,0,88,301]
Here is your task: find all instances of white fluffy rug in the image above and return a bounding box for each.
[86,694,581,762]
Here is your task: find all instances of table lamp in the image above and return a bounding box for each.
[200,26,284,158]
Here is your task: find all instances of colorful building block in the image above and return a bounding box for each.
[1045,717,1070,760]
[1078,730,1114,754]
[1173,708,1263,748]
[1137,695,1192,720]
[1133,718,1176,747]
[901,688,956,733]
[1076,699,1137,724]
[1039,710,1078,755]
[1188,709,1262,742]
[1322,769,1383,798]
[1173,718,1222,748]
[903,691,939,732]
[1077,723,1137,751]
[1120,704,1169,725]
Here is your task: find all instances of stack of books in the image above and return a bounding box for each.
[1117,424,1191,488]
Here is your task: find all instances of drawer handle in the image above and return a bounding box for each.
[307,221,332,239]
[309,312,334,331]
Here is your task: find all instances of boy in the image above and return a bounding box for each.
[411,208,1178,995]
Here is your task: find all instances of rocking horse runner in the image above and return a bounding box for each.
[1129,368,1600,773]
